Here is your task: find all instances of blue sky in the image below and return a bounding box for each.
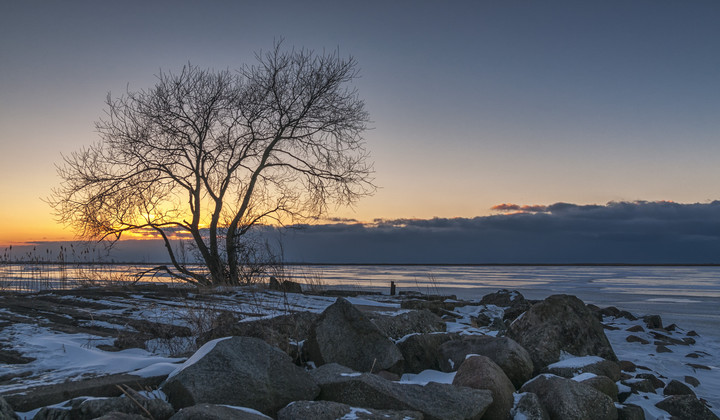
[2,1,720,262]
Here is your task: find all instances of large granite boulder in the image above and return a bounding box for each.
[663,379,696,397]
[507,294,617,373]
[452,355,515,420]
[479,289,532,322]
[438,335,533,388]
[655,395,720,420]
[397,332,459,373]
[545,356,621,382]
[306,298,404,373]
[579,375,619,401]
[511,392,550,420]
[520,375,617,420]
[310,363,492,420]
[197,311,318,359]
[161,337,319,416]
[79,397,175,420]
[277,401,423,420]
[169,404,271,419]
[370,309,446,340]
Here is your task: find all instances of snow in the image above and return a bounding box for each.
[0,324,182,392]
[548,355,604,369]
[340,407,373,419]
[345,297,398,307]
[622,392,674,420]
[166,336,231,380]
[221,405,273,419]
[571,372,597,382]
[340,372,362,377]
[399,369,456,385]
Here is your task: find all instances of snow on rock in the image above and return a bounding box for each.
[166,337,231,380]
[399,369,457,385]
[548,355,605,369]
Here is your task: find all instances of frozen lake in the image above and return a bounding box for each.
[285,265,720,340]
[2,263,719,340]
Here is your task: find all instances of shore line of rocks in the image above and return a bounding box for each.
[1,288,717,419]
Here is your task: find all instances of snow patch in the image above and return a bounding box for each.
[166,337,231,380]
[220,405,273,419]
[571,372,597,382]
[548,355,604,369]
[399,369,456,385]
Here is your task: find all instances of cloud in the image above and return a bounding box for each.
[9,201,720,264]
[491,203,549,213]
[277,201,720,263]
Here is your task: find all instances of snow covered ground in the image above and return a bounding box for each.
[1,280,718,419]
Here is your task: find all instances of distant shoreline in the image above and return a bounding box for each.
[4,261,720,267]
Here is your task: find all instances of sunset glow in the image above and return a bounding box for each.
[2,1,719,256]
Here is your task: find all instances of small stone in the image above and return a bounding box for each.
[626,335,649,345]
[635,373,665,389]
[618,360,636,372]
[656,345,672,353]
[687,363,711,371]
[643,315,663,329]
[664,380,696,397]
[684,376,700,387]
[656,395,720,420]
[625,325,644,333]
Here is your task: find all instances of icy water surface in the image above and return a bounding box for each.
[288,265,720,340]
[2,263,719,339]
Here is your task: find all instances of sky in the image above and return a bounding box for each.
[2,1,720,262]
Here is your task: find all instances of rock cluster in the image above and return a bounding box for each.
[2,289,717,420]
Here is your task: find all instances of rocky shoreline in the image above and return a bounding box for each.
[0,286,718,419]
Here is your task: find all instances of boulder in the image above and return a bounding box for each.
[306,298,404,373]
[479,289,525,307]
[169,404,271,419]
[400,299,456,315]
[579,375,618,401]
[1,373,168,413]
[370,309,446,340]
[93,413,146,420]
[397,333,459,373]
[479,289,532,322]
[277,401,423,420]
[663,379,696,397]
[635,373,664,389]
[0,397,18,420]
[310,363,492,420]
[621,378,655,394]
[618,360,637,372]
[452,355,515,420]
[643,315,663,329]
[197,311,318,360]
[79,396,174,420]
[161,337,319,416]
[439,335,533,388]
[655,395,720,420]
[616,403,644,420]
[510,392,550,420]
[685,376,700,387]
[520,375,618,420]
[545,356,621,382]
[506,294,617,373]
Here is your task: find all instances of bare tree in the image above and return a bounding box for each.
[50,43,373,286]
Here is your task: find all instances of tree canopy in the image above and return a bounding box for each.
[51,43,374,285]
